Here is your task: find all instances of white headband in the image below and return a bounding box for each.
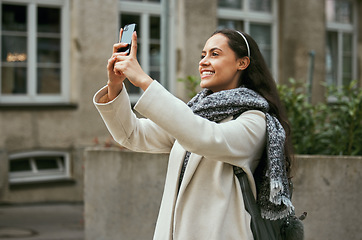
[236,31,250,58]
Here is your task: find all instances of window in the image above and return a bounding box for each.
[9,151,71,184]
[119,0,174,102]
[217,0,277,78]
[325,0,357,87]
[0,0,70,105]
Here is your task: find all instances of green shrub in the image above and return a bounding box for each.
[278,79,362,156]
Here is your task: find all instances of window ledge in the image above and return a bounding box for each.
[0,103,78,111]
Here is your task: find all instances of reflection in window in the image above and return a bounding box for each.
[249,0,271,12]
[218,19,244,31]
[326,32,338,86]
[326,0,352,24]
[250,24,272,69]
[342,34,352,86]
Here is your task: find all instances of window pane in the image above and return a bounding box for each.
[342,34,352,85]
[250,24,272,68]
[150,70,160,81]
[150,16,160,40]
[37,7,61,33]
[150,44,160,67]
[326,0,352,24]
[218,19,244,31]
[10,159,31,172]
[1,66,27,94]
[326,32,338,86]
[37,38,61,63]
[37,67,61,94]
[2,4,27,31]
[1,36,27,62]
[249,0,271,12]
[218,0,242,9]
[35,156,63,170]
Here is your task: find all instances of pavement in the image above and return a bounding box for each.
[0,203,84,240]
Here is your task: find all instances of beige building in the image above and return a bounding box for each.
[0,0,361,203]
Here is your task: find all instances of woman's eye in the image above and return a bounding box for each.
[212,52,219,56]
[200,55,205,59]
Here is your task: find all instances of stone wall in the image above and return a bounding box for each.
[84,148,362,240]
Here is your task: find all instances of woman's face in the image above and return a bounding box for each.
[199,33,243,92]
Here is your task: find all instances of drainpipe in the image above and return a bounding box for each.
[307,50,315,103]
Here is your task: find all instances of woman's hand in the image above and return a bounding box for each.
[106,28,128,101]
[113,31,153,91]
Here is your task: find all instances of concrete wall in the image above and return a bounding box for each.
[84,149,362,240]
[84,149,168,240]
[292,155,362,240]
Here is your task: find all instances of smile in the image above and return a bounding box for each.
[201,71,215,78]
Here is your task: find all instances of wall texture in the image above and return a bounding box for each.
[84,149,362,240]
[84,149,169,240]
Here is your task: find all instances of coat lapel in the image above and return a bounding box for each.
[177,151,202,197]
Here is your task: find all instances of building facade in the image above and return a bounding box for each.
[0,0,361,203]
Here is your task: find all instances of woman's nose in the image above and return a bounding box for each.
[199,56,209,66]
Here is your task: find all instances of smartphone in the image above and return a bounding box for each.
[117,23,136,54]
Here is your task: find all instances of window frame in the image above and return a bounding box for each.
[0,0,70,105]
[8,150,71,185]
[325,0,358,88]
[217,0,278,80]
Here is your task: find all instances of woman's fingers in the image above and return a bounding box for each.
[119,28,123,42]
[129,31,138,58]
[112,42,129,54]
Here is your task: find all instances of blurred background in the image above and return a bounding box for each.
[0,0,361,239]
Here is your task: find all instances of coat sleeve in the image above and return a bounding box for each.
[134,81,266,167]
[93,84,175,153]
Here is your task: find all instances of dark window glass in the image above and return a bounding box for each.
[2,4,27,31]
[10,159,31,172]
[35,156,63,170]
[37,7,61,33]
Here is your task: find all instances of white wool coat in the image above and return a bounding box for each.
[93,80,266,240]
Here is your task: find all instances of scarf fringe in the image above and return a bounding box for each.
[269,179,284,203]
[261,196,295,220]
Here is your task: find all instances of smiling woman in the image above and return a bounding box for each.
[93,28,295,240]
[199,33,249,92]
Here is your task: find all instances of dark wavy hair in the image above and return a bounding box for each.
[212,29,294,177]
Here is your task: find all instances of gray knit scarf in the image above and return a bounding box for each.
[186,87,294,220]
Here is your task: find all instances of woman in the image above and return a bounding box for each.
[94,28,294,240]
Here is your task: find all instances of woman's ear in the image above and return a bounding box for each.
[238,56,250,71]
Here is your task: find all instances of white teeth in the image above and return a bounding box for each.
[202,71,214,76]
